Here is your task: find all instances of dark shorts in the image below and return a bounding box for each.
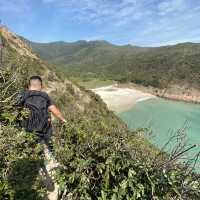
[36,125,53,153]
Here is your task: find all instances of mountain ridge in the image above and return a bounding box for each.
[21,34,200,48]
[26,36,200,90]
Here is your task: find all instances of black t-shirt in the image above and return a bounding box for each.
[18,90,53,108]
[17,90,54,133]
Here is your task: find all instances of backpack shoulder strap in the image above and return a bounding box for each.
[16,91,26,106]
[23,91,49,102]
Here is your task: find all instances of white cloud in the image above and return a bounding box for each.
[41,0,200,46]
[1,0,200,46]
[0,0,30,14]
[83,35,104,41]
[42,0,152,26]
[158,0,187,15]
[130,5,200,47]
[143,36,200,47]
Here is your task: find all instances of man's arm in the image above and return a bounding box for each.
[48,105,66,123]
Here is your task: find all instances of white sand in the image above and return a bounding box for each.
[92,84,156,113]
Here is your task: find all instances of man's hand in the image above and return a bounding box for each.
[61,119,67,124]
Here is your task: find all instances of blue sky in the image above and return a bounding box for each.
[0,0,200,46]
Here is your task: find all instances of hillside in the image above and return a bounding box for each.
[1,26,200,200]
[27,39,200,92]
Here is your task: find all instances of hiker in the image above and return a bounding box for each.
[16,75,66,194]
[17,75,66,142]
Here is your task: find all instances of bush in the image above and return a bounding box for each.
[0,125,45,200]
[0,61,46,199]
[53,119,200,200]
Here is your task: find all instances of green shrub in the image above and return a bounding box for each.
[0,57,46,199]
[53,119,200,200]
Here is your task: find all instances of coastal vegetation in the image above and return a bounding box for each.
[1,27,200,199]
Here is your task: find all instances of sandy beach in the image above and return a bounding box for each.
[92,84,155,113]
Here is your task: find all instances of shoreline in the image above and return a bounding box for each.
[92,84,156,113]
[92,83,200,113]
[118,83,200,105]
[155,94,200,105]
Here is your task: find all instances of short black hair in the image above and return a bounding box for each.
[29,76,43,85]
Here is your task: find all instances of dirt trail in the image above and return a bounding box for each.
[42,73,92,199]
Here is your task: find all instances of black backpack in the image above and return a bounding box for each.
[17,91,51,136]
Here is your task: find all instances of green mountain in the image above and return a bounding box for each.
[1,27,200,199]
[28,39,200,89]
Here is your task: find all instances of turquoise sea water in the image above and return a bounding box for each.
[118,98,200,170]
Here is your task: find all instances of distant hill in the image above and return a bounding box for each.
[27,39,200,89]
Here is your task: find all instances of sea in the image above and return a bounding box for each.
[118,98,200,171]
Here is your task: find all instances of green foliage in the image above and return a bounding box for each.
[30,40,200,89]
[0,46,46,199]
[53,119,200,200]
[0,125,45,200]
[0,68,26,123]
[0,60,45,199]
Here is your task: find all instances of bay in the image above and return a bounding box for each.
[118,98,200,170]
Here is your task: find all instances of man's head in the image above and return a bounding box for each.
[28,76,43,91]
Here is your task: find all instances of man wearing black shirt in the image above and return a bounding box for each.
[17,75,66,140]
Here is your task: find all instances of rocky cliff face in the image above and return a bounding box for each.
[0,26,38,59]
[123,82,200,104]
